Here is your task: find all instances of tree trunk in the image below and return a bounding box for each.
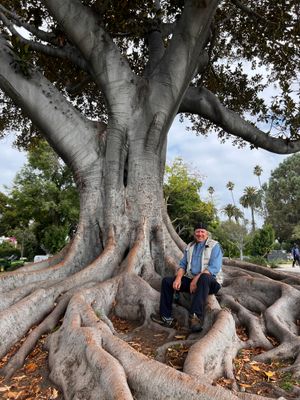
[1,2,300,398]
[2,115,300,400]
[251,207,256,232]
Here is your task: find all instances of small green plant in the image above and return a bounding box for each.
[279,372,293,391]
[280,380,293,391]
[278,372,300,392]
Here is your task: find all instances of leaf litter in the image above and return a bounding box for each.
[0,319,299,399]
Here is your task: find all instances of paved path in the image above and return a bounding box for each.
[275,263,300,273]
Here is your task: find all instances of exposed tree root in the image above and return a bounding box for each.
[45,282,240,400]
[162,207,186,253]
[220,294,273,350]
[224,258,300,287]
[155,339,197,363]
[184,309,240,381]
[218,264,300,398]
[2,292,71,380]
[0,230,123,360]
[2,236,300,399]
[0,218,106,294]
[17,240,72,272]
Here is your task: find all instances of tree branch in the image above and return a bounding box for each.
[0,4,56,44]
[43,0,134,105]
[144,29,165,77]
[160,21,177,37]
[230,0,270,22]
[143,1,165,77]
[0,8,89,72]
[179,86,300,154]
[0,36,101,174]
[150,0,219,119]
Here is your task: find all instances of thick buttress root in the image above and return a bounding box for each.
[45,277,239,400]
[1,229,300,399]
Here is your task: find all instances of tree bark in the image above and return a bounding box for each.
[1,1,300,399]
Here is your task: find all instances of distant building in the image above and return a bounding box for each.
[0,236,17,247]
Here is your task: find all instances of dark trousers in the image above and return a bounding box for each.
[159,274,221,319]
[293,256,300,267]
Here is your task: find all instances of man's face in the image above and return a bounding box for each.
[194,228,208,242]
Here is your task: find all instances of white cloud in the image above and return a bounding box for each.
[0,135,26,193]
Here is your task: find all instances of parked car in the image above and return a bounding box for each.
[33,255,50,263]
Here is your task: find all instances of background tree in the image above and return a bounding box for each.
[253,164,269,220]
[265,154,300,243]
[164,158,214,242]
[0,1,299,399]
[222,203,243,223]
[212,220,249,260]
[0,192,9,235]
[207,186,215,202]
[9,226,38,261]
[291,225,300,243]
[240,186,262,232]
[253,165,263,188]
[248,224,275,258]
[1,141,79,255]
[222,203,235,221]
[0,241,20,259]
[226,181,236,205]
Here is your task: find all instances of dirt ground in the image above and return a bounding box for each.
[0,315,299,399]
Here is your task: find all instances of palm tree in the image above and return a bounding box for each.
[253,165,263,188]
[207,186,215,201]
[232,206,244,223]
[222,204,235,221]
[253,165,268,220]
[226,181,236,205]
[222,204,243,223]
[239,186,262,232]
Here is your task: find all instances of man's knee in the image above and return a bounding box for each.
[198,273,210,284]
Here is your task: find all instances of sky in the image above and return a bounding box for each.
[0,134,26,192]
[167,117,288,226]
[0,118,288,228]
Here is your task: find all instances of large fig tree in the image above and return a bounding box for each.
[0,1,299,399]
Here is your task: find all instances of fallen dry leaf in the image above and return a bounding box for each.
[12,375,27,381]
[6,391,19,398]
[239,383,252,388]
[50,388,59,399]
[25,362,38,373]
[264,371,275,381]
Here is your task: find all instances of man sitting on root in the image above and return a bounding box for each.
[151,222,223,332]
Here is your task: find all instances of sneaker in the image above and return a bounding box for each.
[150,313,177,328]
[189,313,203,332]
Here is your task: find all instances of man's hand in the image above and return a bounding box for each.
[190,270,210,293]
[173,268,185,290]
[173,276,182,290]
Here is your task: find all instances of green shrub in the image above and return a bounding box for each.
[249,224,275,257]
[247,256,269,266]
[0,241,20,258]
